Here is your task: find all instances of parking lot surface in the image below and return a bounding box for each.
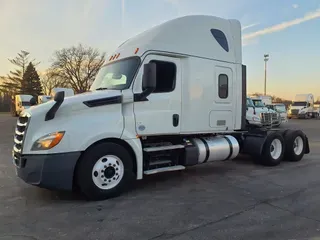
[1,114,320,240]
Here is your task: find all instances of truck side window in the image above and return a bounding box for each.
[218,74,228,99]
[150,60,176,93]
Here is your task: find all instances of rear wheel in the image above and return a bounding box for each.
[283,130,306,162]
[75,142,135,201]
[260,133,285,166]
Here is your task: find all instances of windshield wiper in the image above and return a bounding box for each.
[95,87,109,91]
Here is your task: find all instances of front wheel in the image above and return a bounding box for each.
[75,142,135,201]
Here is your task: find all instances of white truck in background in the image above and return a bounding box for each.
[266,103,289,124]
[255,95,272,105]
[38,95,52,104]
[12,15,310,201]
[288,94,319,119]
[51,88,74,98]
[11,94,34,117]
[246,96,281,127]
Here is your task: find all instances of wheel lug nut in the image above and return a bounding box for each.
[108,180,111,182]
[104,165,107,168]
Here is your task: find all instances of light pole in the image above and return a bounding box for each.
[264,54,269,96]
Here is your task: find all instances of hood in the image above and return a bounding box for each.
[23,90,122,118]
[252,107,275,114]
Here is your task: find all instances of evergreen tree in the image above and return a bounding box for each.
[21,62,43,96]
[0,51,30,94]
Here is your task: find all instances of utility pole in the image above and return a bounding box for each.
[264,54,269,96]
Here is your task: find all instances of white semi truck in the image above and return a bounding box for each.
[266,103,289,124]
[246,96,280,127]
[38,95,52,104]
[12,15,310,200]
[288,94,318,119]
[51,88,74,98]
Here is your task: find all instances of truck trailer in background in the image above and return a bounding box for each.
[251,95,272,106]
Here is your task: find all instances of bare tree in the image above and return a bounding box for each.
[51,44,106,93]
[41,69,70,95]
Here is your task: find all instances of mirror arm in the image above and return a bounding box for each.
[45,92,65,121]
[134,87,155,102]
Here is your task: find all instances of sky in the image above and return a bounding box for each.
[0,0,320,100]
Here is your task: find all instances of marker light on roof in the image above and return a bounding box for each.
[116,53,120,59]
[135,48,139,54]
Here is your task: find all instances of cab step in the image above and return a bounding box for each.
[149,159,172,166]
[143,165,186,175]
[143,144,185,152]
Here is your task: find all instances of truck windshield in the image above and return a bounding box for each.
[246,98,254,107]
[252,100,265,107]
[292,101,307,107]
[90,57,140,91]
[274,105,286,112]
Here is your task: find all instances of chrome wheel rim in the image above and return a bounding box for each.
[92,155,124,190]
[270,139,282,160]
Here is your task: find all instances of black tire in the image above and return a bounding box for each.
[260,132,285,166]
[283,130,306,162]
[75,142,135,201]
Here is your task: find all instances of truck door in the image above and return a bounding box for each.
[210,65,236,130]
[133,54,181,136]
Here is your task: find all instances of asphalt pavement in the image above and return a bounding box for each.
[1,114,320,240]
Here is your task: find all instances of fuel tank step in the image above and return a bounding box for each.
[143,144,185,152]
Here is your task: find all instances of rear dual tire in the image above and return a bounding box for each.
[260,133,285,166]
[258,130,306,166]
[283,130,306,162]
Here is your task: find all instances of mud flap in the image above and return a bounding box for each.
[305,135,310,154]
[241,133,268,156]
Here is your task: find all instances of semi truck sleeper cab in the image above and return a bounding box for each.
[12,15,310,200]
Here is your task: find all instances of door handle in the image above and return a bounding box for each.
[173,114,179,127]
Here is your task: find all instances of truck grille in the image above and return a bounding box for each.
[272,113,279,123]
[291,109,299,115]
[260,112,272,125]
[13,114,30,167]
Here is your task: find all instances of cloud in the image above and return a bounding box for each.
[243,8,320,40]
[292,4,299,9]
[242,23,260,31]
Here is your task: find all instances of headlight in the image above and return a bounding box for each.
[31,131,65,150]
[253,116,260,121]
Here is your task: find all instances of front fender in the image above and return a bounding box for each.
[23,104,123,154]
